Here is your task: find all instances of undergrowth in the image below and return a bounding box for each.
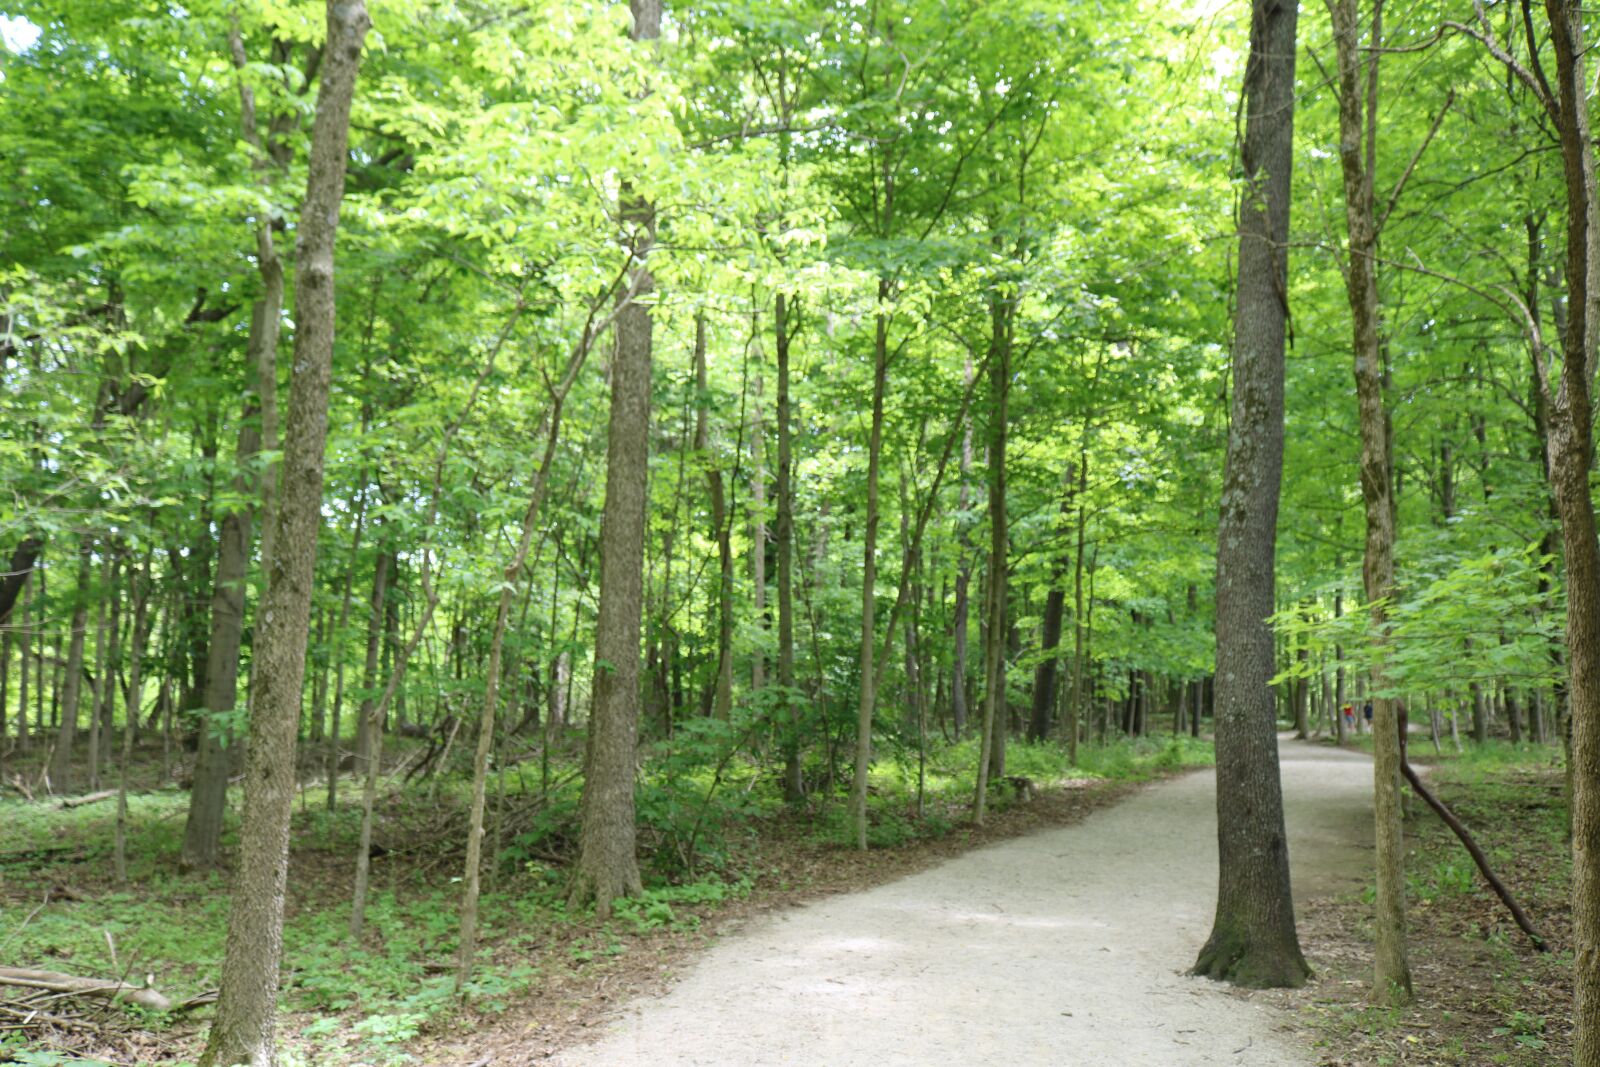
[0,730,1209,1065]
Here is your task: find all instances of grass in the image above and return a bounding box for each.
[1,728,1211,1065]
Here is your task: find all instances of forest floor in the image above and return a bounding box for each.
[540,739,1373,1067]
[1279,739,1572,1066]
[0,733,1212,1066]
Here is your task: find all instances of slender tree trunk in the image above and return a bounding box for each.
[326,480,370,809]
[1029,481,1072,743]
[975,292,1011,821]
[459,295,601,981]
[1068,456,1089,763]
[693,315,734,721]
[115,559,150,884]
[200,3,368,1059]
[16,577,28,751]
[1327,0,1412,1003]
[354,551,390,774]
[1193,0,1308,990]
[776,293,803,805]
[750,371,767,694]
[87,558,111,792]
[569,0,659,915]
[950,354,975,735]
[49,542,92,795]
[183,389,269,870]
[850,280,891,850]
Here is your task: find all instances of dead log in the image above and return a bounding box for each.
[1399,759,1549,952]
[0,967,174,1012]
[59,789,117,809]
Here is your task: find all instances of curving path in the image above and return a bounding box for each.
[555,739,1373,1066]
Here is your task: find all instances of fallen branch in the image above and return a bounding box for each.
[59,789,117,809]
[1399,759,1549,952]
[0,967,173,1012]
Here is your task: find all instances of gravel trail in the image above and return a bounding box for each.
[555,739,1373,1066]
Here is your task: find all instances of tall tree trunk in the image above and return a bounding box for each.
[1537,4,1600,1060]
[1029,480,1073,742]
[1193,0,1308,990]
[950,354,976,735]
[975,292,1011,821]
[850,278,891,850]
[750,371,767,693]
[353,551,390,772]
[87,557,112,792]
[16,576,29,750]
[200,1,368,1059]
[49,542,93,795]
[1328,0,1411,1003]
[693,314,734,721]
[115,558,151,884]
[776,292,803,805]
[326,478,371,809]
[183,386,269,870]
[569,0,658,915]
[458,293,601,981]
[1068,454,1089,764]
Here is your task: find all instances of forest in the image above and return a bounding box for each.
[1,0,1596,1064]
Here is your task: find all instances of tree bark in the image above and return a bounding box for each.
[353,551,390,773]
[693,314,734,721]
[950,354,976,735]
[1193,0,1308,990]
[975,292,1011,821]
[459,292,604,981]
[775,293,804,804]
[1327,0,1412,1003]
[49,543,93,795]
[850,279,891,850]
[183,387,269,870]
[1538,4,1600,1060]
[569,0,658,916]
[199,1,368,1059]
[1029,478,1073,743]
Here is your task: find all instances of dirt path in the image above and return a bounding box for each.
[554,739,1373,1066]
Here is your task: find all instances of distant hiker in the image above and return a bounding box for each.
[1342,704,1355,731]
[1363,701,1373,724]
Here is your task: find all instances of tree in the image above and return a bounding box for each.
[569,0,660,918]
[199,0,370,1059]
[1325,0,1414,1004]
[1193,0,1309,989]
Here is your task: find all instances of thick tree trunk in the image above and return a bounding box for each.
[775,293,804,805]
[0,538,42,629]
[1193,0,1308,990]
[1540,4,1600,1061]
[570,0,658,916]
[199,2,368,1060]
[1328,0,1412,1003]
